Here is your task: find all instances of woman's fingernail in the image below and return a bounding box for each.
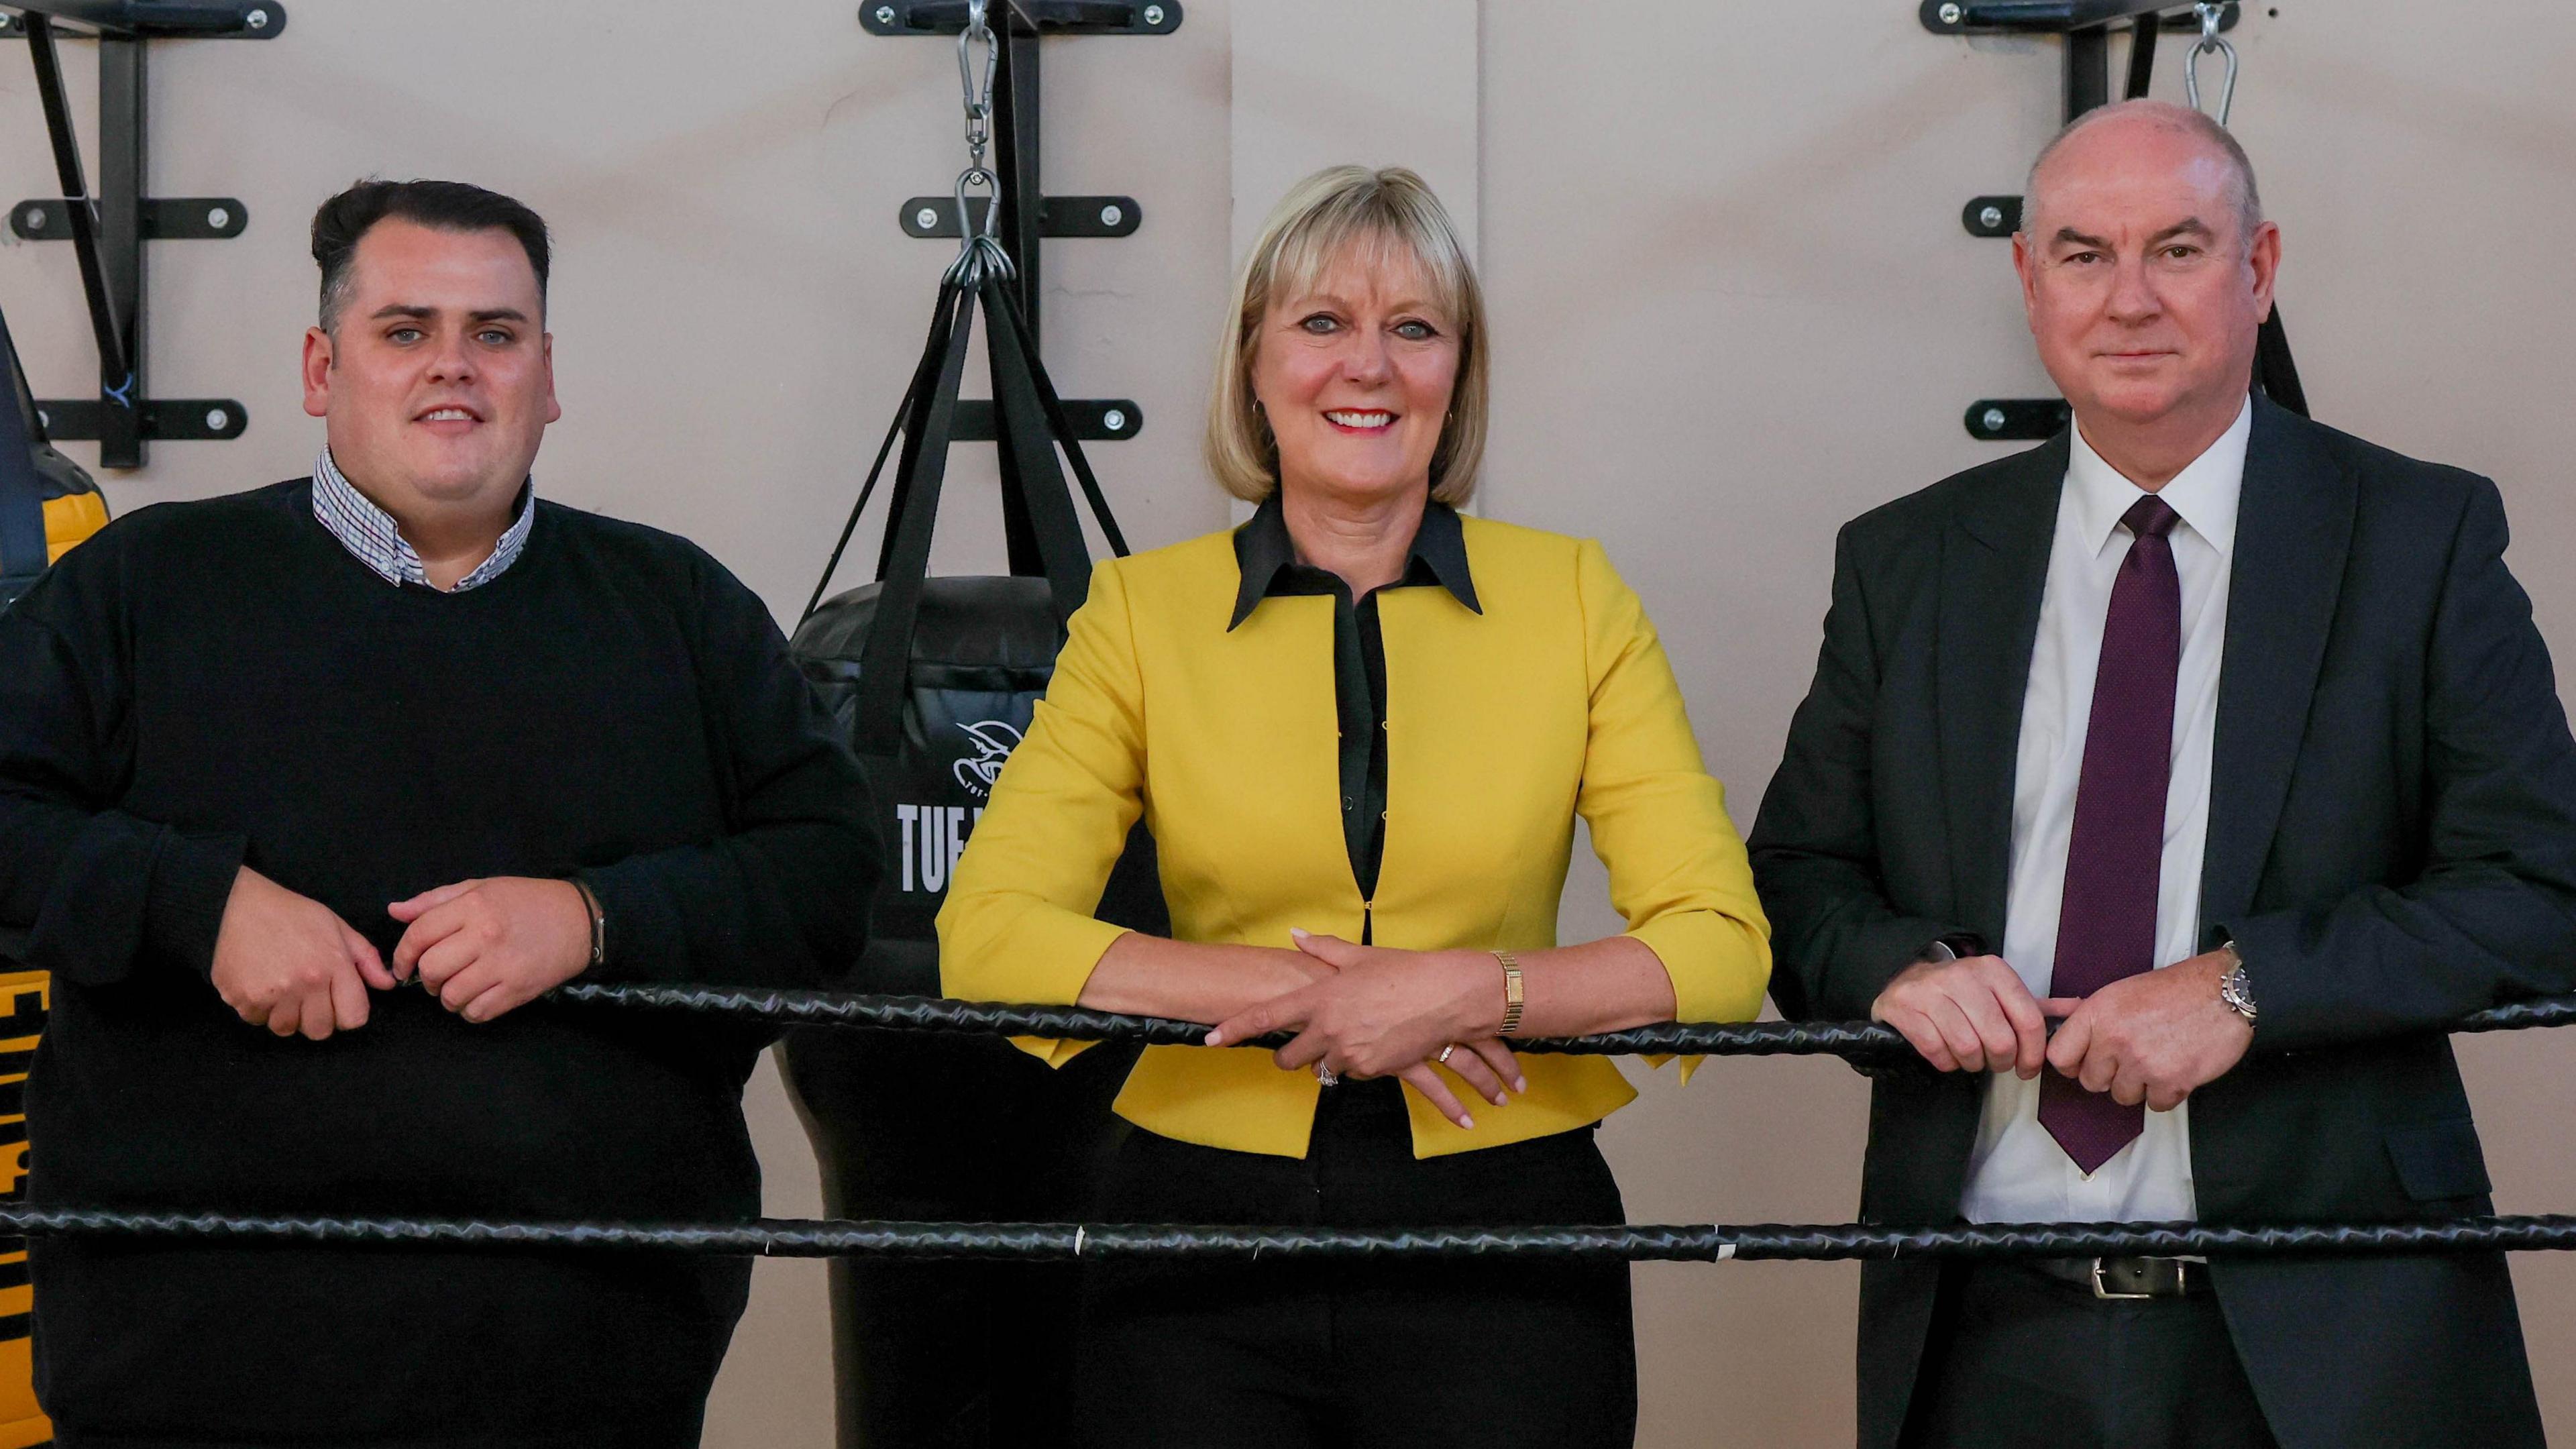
[1458,1115,1475,1130]
[1289,928,1310,941]
[1203,1030,1222,1045]
[1513,1077,1527,1092]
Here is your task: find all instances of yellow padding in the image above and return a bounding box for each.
[0,969,51,1446]
[42,492,106,565]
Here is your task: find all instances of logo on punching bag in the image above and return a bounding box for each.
[894,720,1024,897]
[952,719,1023,798]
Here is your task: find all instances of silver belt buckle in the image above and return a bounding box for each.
[2090,1256,2185,1300]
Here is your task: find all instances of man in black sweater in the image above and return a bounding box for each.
[0,180,877,1447]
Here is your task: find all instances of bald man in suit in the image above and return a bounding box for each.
[1752,101,2576,1449]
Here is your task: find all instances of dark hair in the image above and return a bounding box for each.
[310,178,551,332]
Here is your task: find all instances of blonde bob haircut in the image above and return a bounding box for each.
[1205,165,1488,506]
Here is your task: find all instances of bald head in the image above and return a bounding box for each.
[2026,99,2263,254]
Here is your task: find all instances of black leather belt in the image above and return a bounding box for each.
[2019,1256,2205,1299]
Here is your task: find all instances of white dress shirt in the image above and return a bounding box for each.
[1959,398,2251,1225]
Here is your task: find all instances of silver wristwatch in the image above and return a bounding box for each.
[2217,942,2257,1026]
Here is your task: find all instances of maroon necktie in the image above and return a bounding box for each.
[2040,494,2182,1173]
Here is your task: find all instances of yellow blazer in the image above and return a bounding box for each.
[938,513,1770,1159]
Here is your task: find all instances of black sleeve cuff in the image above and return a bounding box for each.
[575,861,680,985]
[146,830,248,979]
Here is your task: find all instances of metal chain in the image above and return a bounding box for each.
[945,0,1014,287]
[2186,1,2241,126]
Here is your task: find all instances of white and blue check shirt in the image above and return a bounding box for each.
[310,446,535,592]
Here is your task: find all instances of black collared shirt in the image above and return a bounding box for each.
[1230,494,1480,903]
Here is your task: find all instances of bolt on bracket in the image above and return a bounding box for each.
[1962,195,2023,238]
[1965,399,2073,443]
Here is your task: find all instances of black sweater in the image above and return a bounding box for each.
[0,480,877,1447]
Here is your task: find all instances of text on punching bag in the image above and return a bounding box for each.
[895,804,985,894]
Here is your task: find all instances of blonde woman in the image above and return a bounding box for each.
[939,165,1769,1447]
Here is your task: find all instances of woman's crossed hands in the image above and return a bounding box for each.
[1207,930,1525,1130]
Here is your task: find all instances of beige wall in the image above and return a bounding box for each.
[3,1,2571,1443]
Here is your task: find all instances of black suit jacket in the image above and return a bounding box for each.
[1750,398,2576,1449]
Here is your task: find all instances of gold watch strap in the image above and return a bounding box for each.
[1493,950,1524,1036]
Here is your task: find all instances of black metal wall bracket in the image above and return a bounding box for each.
[1965,399,2072,442]
[1962,195,2023,238]
[900,195,1140,240]
[860,1,1179,37]
[1927,1,2239,439]
[36,396,247,441]
[3,2,284,468]
[955,398,1141,443]
[1919,1,2236,35]
[869,0,1173,441]
[13,196,247,240]
[0,3,282,40]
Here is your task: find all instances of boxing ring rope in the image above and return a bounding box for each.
[558,981,2576,1060]
[12,984,2575,1263]
[7,1205,2576,1264]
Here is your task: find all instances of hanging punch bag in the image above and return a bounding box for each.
[780,205,1168,1446]
[0,304,106,1449]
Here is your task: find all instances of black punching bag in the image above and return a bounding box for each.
[1,301,102,1449]
[779,275,1165,1449]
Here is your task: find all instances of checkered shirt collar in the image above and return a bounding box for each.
[310,446,535,592]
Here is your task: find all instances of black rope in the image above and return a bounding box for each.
[8,1204,2574,1263]
[557,981,2576,1062]
[15,989,2571,1266]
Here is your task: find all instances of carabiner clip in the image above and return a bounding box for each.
[955,0,999,164]
[2185,2,2239,126]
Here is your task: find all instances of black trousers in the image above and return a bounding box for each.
[1902,1260,2279,1449]
[1076,1079,1637,1449]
